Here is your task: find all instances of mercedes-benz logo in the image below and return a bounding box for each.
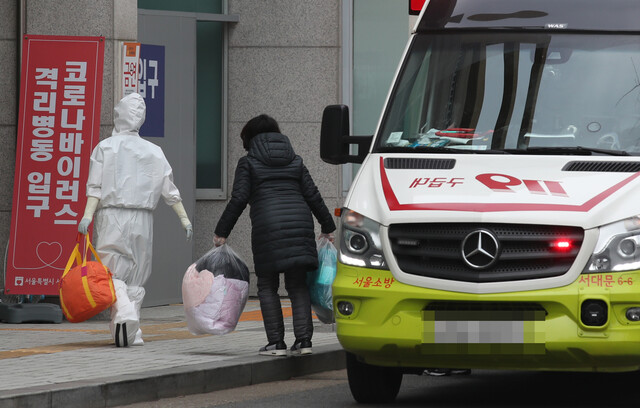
[461,229,500,270]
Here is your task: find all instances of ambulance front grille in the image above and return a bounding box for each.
[388,223,584,283]
[562,161,640,173]
[383,157,456,169]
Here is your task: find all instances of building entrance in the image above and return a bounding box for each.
[138,11,196,306]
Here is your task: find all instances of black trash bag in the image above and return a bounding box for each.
[195,245,250,283]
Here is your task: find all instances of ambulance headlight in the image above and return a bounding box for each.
[345,230,368,253]
[585,216,640,273]
[340,210,388,270]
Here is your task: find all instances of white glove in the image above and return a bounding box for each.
[78,218,91,234]
[171,202,193,241]
[78,196,99,234]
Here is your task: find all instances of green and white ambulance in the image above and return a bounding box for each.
[321,0,640,403]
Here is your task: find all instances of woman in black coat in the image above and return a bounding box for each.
[213,114,336,356]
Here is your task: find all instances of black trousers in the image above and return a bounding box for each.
[257,269,313,344]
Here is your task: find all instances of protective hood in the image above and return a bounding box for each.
[113,93,146,135]
[248,132,296,166]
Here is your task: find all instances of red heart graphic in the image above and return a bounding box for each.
[36,241,63,267]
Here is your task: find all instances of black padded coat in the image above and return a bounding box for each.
[214,132,336,276]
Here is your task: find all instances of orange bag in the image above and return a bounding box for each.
[59,234,116,323]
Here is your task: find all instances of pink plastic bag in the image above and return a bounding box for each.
[184,275,249,335]
[182,263,214,309]
[182,245,250,335]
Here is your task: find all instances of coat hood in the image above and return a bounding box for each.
[113,93,146,135]
[248,132,296,166]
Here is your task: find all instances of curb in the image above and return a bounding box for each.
[0,344,346,408]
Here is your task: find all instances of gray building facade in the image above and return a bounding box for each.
[0,0,343,304]
[0,0,409,305]
[197,0,343,297]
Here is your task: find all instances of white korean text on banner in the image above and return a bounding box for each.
[6,35,105,295]
[139,44,165,138]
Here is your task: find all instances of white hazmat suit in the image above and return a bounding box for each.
[78,93,192,346]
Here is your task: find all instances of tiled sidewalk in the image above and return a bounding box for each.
[0,299,345,408]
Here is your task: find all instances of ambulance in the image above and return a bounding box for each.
[321,0,640,403]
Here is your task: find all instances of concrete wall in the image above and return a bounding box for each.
[0,1,18,296]
[23,0,137,140]
[194,0,344,294]
[0,0,138,295]
[0,0,343,298]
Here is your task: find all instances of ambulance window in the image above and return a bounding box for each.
[376,33,640,155]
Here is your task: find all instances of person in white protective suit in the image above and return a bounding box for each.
[78,92,192,347]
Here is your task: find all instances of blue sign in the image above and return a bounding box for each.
[139,44,165,137]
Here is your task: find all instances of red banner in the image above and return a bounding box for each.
[6,35,104,295]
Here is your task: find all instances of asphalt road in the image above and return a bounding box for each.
[116,368,639,408]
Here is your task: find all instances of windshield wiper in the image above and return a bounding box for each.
[505,146,630,156]
[376,146,467,154]
[574,146,630,156]
[377,146,510,154]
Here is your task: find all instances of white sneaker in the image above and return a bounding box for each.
[131,329,144,346]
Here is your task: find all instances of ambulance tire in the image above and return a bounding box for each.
[346,352,402,403]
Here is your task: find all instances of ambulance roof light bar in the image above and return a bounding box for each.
[409,0,427,15]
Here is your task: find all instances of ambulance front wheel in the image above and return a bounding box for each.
[346,352,402,403]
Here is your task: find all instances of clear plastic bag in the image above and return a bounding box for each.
[307,236,337,324]
[183,244,250,335]
[195,244,250,282]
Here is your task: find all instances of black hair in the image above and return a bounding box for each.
[241,114,281,150]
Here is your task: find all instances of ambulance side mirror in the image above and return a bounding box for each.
[320,104,372,165]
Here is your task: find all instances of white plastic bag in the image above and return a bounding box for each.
[182,245,249,335]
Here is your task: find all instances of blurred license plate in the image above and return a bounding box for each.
[421,309,545,354]
[428,320,526,343]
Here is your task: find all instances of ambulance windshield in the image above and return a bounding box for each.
[375,32,640,155]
